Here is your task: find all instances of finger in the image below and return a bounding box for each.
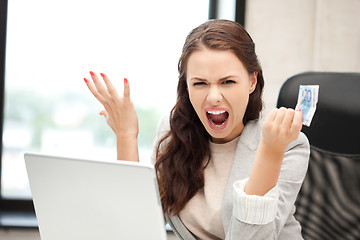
[123,78,130,100]
[291,108,303,131]
[89,71,111,99]
[282,108,295,128]
[99,109,108,117]
[100,109,112,123]
[274,107,287,125]
[84,78,106,104]
[100,73,120,99]
[266,108,278,122]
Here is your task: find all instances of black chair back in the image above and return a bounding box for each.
[277,72,360,240]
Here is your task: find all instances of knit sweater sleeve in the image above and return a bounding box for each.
[232,178,279,224]
[150,114,171,165]
[225,132,310,240]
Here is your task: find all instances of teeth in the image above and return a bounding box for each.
[207,110,226,115]
[214,121,226,126]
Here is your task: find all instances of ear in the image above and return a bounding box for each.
[249,72,258,94]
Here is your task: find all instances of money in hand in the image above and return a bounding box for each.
[296,85,319,127]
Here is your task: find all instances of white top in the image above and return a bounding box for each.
[179,137,239,240]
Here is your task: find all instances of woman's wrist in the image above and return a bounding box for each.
[245,139,286,196]
[116,132,138,140]
[116,135,139,162]
[258,139,286,160]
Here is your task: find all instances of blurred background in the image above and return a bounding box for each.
[0,0,359,239]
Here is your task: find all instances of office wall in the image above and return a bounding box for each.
[245,0,360,115]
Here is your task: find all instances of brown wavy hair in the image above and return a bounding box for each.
[155,19,265,216]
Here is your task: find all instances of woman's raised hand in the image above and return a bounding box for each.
[84,71,139,161]
[245,107,303,196]
[261,107,303,152]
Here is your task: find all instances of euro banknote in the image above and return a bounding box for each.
[296,85,319,127]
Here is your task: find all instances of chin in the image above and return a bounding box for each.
[206,128,232,142]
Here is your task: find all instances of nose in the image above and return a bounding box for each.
[207,85,223,105]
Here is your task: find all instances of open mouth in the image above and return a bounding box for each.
[206,110,229,128]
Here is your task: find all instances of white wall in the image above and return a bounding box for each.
[245,0,360,115]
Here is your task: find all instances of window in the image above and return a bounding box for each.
[0,0,210,226]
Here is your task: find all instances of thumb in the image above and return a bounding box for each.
[99,110,116,133]
[99,109,108,118]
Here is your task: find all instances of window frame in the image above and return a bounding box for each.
[0,0,37,229]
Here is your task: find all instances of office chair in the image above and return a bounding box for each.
[276,72,360,240]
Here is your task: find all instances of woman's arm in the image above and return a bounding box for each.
[245,107,303,196]
[84,72,139,162]
[225,130,310,239]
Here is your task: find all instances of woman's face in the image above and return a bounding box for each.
[186,48,257,144]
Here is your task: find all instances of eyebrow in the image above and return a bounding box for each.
[190,75,236,82]
[190,77,206,81]
[220,75,236,81]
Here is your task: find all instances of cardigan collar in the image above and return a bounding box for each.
[237,119,263,152]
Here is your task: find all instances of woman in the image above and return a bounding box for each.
[84,19,310,240]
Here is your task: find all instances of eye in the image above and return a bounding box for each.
[193,82,207,86]
[222,80,236,84]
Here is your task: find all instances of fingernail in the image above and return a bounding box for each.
[124,78,128,83]
[84,78,88,83]
[89,71,95,77]
[99,112,103,116]
[100,73,105,78]
[296,108,301,112]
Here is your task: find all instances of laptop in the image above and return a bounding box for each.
[24,153,167,240]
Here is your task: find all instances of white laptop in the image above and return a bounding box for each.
[24,153,167,240]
